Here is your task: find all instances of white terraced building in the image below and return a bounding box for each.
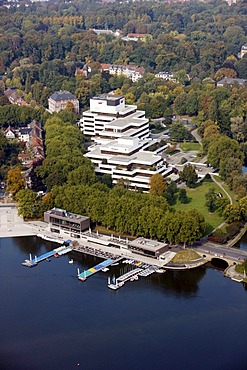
[85,136,174,192]
[78,94,149,142]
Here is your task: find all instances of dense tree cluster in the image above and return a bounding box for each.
[35,116,96,190]
[0,131,19,179]
[0,0,246,112]
[51,183,206,245]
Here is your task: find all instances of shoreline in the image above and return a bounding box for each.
[1,205,246,282]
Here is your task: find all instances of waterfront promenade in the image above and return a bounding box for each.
[1,204,246,281]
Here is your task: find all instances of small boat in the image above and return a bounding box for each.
[54,253,59,258]
[156,268,166,273]
[46,258,51,262]
[101,267,109,272]
[69,259,74,264]
[107,275,124,290]
[111,262,119,266]
[130,275,139,282]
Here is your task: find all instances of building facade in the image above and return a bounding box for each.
[78,94,149,141]
[48,91,79,114]
[44,208,90,238]
[85,136,174,192]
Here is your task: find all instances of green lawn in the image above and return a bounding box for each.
[174,180,225,233]
[180,142,202,152]
[212,175,236,204]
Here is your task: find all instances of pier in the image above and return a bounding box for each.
[22,246,72,267]
[77,258,122,281]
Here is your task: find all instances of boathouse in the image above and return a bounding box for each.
[44,208,90,238]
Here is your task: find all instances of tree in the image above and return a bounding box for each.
[16,189,43,219]
[169,121,193,142]
[149,174,167,196]
[205,188,218,212]
[178,188,188,204]
[179,164,198,188]
[6,167,25,197]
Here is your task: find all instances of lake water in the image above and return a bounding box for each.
[0,236,247,370]
[234,230,247,251]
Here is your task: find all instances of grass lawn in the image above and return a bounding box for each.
[171,250,201,263]
[180,142,202,152]
[212,175,236,204]
[174,179,225,233]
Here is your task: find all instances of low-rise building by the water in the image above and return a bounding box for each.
[44,208,90,238]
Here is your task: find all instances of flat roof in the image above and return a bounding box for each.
[129,237,167,252]
[92,94,124,101]
[45,208,89,223]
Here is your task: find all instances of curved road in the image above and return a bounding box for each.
[210,174,233,205]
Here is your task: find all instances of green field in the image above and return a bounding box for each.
[212,175,236,204]
[180,142,202,152]
[174,180,225,233]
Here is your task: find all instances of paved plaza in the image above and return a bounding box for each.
[0,205,36,238]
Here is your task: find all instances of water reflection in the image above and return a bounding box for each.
[234,230,247,251]
[12,236,52,254]
[152,267,206,297]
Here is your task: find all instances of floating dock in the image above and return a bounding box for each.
[22,246,72,267]
[37,233,64,244]
[78,258,119,281]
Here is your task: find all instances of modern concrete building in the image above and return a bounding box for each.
[48,91,79,114]
[79,94,149,141]
[85,136,174,192]
[44,208,90,238]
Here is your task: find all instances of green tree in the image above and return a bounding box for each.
[205,188,218,212]
[178,188,188,204]
[16,189,43,219]
[179,164,198,188]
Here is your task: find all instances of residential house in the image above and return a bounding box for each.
[75,65,91,78]
[4,88,30,106]
[155,71,176,82]
[4,126,16,139]
[108,64,145,82]
[122,33,152,42]
[19,128,32,142]
[216,77,247,87]
[48,91,79,114]
[240,44,247,59]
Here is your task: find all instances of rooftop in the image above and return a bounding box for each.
[49,91,77,101]
[92,94,124,102]
[45,208,89,223]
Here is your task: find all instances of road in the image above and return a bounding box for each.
[193,240,247,262]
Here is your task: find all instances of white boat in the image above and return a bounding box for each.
[130,275,139,282]
[107,276,124,290]
[156,268,166,273]
[69,259,74,264]
[101,267,109,272]
[108,281,125,290]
